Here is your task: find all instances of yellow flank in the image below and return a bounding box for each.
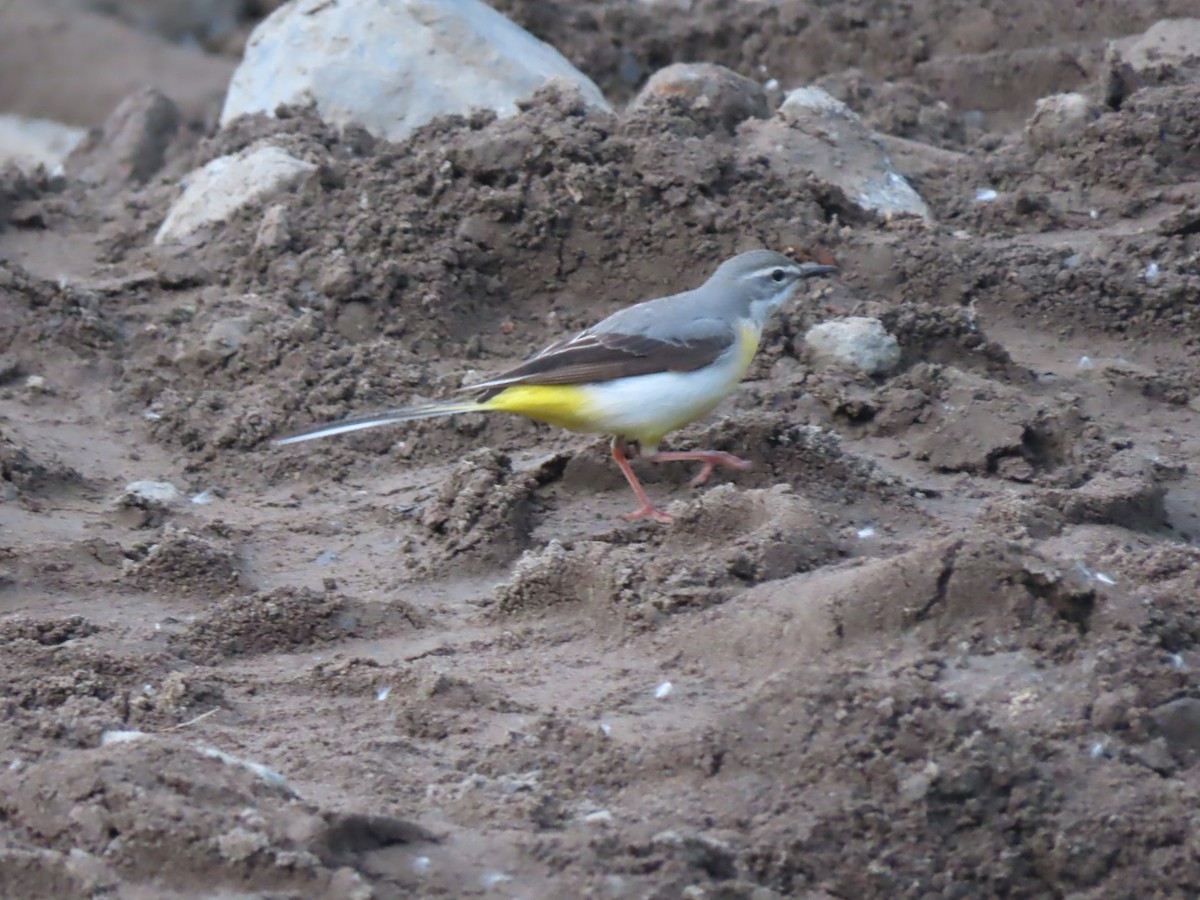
[735,320,763,377]
[480,383,597,432]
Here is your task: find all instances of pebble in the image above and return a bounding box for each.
[805,317,902,376]
[626,62,768,134]
[121,480,185,507]
[155,143,318,246]
[1150,697,1200,764]
[66,87,181,188]
[1023,92,1097,153]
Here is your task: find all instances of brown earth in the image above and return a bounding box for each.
[3,1,1200,898]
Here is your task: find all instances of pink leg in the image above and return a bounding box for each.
[645,450,752,488]
[611,437,673,524]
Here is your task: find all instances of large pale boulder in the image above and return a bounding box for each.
[220,0,611,140]
[739,86,932,222]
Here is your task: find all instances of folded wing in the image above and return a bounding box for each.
[463,328,734,400]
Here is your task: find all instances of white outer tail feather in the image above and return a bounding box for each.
[274,401,480,446]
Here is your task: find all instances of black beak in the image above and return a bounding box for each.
[798,263,839,278]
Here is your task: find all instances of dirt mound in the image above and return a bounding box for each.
[0,735,430,899]
[168,585,421,664]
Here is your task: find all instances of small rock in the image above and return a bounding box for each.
[1128,736,1177,776]
[203,316,253,359]
[216,826,269,863]
[1150,697,1200,765]
[316,257,357,300]
[805,317,902,375]
[1090,690,1132,731]
[0,115,87,173]
[120,480,185,507]
[626,62,768,134]
[63,848,118,895]
[254,203,291,251]
[1023,92,1098,153]
[740,86,931,222]
[115,480,185,528]
[650,831,737,880]
[335,301,375,342]
[481,872,512,889]
[995,456,1035,483]
[155,143,318,245]
[67,87,181,187]
[221,0,610,141]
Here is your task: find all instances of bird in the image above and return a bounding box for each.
[276,249,838,523]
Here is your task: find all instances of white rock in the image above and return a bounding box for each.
[155,144,317,245]
[200,745,294,794]
[1024,92,1097,153]
[738,86,931,222]
[1110,18,1200,74]
[100,730,147,745]
[121,480,185,506]
[221,0,611,141]
[805,317,902,376]
[0,115,87,173]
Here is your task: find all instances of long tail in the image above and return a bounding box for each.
[274,400,485,446]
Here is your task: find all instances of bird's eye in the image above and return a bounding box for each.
[770,268,786,283]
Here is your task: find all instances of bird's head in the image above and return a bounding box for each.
[711,249,838,325]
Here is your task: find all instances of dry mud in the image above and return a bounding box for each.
[3,1,1200,897]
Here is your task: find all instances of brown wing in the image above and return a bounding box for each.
[464,330,733,401]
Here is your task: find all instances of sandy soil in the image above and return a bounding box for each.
[3,1,1200,897]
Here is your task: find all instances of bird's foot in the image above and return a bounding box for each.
[647,450,753,488]
[620,504,674,524]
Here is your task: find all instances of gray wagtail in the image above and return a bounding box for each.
[276,249,837,523]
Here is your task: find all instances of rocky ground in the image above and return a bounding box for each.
[3,1,1200,898]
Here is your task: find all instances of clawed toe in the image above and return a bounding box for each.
[620,505,674,524]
